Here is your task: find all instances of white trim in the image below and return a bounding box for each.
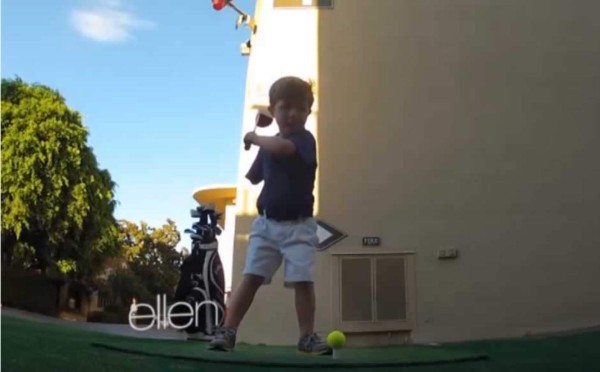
[330,251,416,256]
[192,184,237,194]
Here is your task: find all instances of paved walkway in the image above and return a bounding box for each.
[1,306,187,340]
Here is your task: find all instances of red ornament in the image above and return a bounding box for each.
[212,0,228,11]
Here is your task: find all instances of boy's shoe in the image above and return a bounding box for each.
[297,333,333,355]
[186,331,213,342]
[208,327,237,352]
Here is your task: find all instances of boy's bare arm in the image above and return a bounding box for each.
[245,132,295,156]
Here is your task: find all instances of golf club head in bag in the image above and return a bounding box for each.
[171,204,226,338]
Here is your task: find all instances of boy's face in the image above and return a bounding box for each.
[269,99,311,136]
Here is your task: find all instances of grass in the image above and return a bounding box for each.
[2,314,599,371]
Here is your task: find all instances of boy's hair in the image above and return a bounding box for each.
[269,76,314,109]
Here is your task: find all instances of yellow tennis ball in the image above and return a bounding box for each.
[327,330,346,348]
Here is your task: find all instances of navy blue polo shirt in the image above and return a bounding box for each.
[245,129,317,220]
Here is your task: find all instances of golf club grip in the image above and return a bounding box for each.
[245,125,257,150]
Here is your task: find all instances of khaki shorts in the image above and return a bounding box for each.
[243,215,318,288]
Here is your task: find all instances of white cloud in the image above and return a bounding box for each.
[71,1,154,43]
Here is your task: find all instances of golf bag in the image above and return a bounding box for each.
[172,204,226,337]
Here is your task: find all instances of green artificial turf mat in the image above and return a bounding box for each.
[91,337,488,368]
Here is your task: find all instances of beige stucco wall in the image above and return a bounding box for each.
[232,0,600,345]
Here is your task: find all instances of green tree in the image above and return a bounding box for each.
[1,77,120,282]
[104,268,152,307]
[106,219,184,304]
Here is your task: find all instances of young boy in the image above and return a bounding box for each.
[208,76,331,355]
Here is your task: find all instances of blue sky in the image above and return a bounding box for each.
[2,0,255,249]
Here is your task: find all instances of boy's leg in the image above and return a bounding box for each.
[293,281,330,355]
[210,274,271,352]
[226,215,281,328]
[209,275,263,351]
[209,216,281,351]
[281,218,332,355]
[294,281,316,338]
[224,274,264,328]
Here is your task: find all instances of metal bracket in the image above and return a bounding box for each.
[228,1,257,34]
